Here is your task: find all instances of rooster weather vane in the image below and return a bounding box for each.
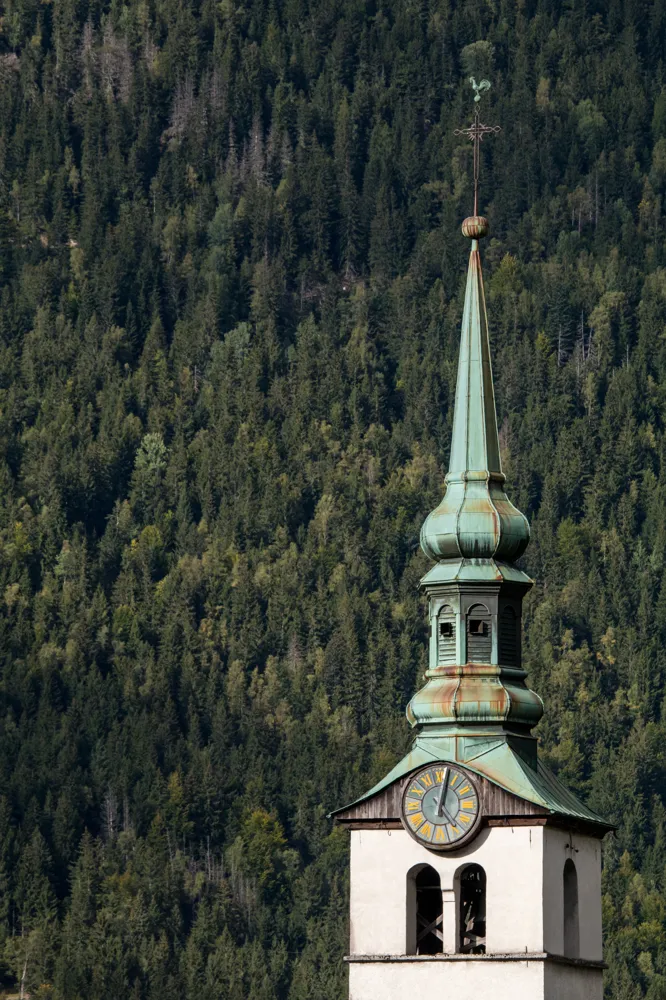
[454,77,501,217]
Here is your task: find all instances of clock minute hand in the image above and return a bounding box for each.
[436,768,449,817]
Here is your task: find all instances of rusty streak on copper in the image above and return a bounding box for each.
[454,106,501,216]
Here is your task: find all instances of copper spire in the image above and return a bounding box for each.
[420,80,529,564]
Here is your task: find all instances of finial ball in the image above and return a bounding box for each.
[462,216,489,239]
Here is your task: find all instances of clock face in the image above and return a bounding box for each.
[402,764,480,849]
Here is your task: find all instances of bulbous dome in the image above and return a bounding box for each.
[420,471,530,562]
[406,665,544,731]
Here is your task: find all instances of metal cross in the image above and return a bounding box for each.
[454,78,501,216]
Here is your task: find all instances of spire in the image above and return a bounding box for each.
[408,81,542,747]
[448,238,500,477]
[420,229,530,563]
[420,88,529,564]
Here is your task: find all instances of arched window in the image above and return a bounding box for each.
[563,859,579,958]
[467,605,491,663]
[437,605,456,665]
[499,606,520,666]
[407,866,443,955]
[458,864,486,954]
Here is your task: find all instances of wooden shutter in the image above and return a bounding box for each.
[499,607,520,667]
[467,605,491,663]
[437,607,456,665]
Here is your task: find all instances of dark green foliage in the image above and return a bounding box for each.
[0,0,664,996]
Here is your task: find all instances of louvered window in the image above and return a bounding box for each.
[499,607,520,667]
[467,605,491,663]
[437,607,456,665]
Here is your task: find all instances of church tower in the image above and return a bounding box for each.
[332,85,611,1000]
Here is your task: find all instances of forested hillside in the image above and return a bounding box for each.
[1,0,666,995]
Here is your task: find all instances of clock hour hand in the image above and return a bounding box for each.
[439,802,456,825]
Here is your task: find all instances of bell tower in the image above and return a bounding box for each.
[332,83,611,1000]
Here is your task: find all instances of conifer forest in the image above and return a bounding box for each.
[3,0,666,995]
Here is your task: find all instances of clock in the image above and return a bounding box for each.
[402,764,481,849]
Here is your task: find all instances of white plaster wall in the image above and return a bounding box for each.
[542,828,603,961]
[544,962,603,1000]
[349,959,546,1000]
[349,825,545,956]
[349,960,603,1000]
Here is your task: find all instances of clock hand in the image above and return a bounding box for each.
[440,804,456,825]
[436,768,449,817]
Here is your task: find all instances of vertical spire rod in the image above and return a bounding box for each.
[454,78,501,219]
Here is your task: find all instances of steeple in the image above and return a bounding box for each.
[333,81,609,829]
[333,87,610,1000]
[408,87,541,750]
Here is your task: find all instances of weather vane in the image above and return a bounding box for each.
[454,77,501,218]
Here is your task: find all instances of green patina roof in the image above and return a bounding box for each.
[448,240,501,478]
[420,240,530,564]
[419,557,532,588]
[332,736,611,832]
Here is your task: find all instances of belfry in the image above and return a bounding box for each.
[333,84,611,1000]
